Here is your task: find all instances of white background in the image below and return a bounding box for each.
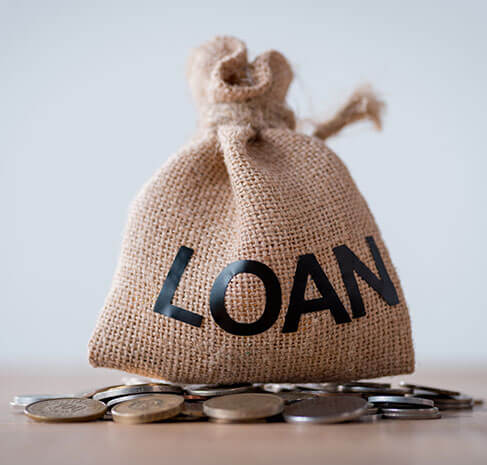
[1,1,486,368]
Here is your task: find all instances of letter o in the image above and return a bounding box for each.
[209,260,282,336]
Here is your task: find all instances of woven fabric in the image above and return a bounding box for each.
[88,36,414,383]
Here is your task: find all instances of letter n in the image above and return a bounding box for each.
[333,236,399,319]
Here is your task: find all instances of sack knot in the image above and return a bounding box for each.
[198,100,295,131]
[188,36,295,131]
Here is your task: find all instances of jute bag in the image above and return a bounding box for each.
[89,36,414,383]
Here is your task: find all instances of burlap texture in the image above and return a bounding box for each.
[88,36,414,383]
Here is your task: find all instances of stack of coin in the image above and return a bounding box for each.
[367,395,441,420]
[13,379,482,425]
[399,382,474,410]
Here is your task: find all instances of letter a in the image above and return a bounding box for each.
[282,254,351,333]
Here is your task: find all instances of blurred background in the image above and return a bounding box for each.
[1,1,486,370]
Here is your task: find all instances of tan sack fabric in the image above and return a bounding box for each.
[88,36,414,383]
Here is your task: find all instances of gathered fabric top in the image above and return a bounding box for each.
[187,36,384,139]
[187,36,296,131]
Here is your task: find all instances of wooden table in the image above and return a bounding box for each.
[1,364,486,465]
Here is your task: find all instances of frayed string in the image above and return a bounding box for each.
[313,86,385,141]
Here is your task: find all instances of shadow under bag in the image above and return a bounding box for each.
[89,36,414,383]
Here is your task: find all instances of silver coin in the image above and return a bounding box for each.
[433,397,474,410]
[411,392,474,409]
[184,384,220,390]
[11,393,81,408]
[93,383,182,402]
[436,404,473,411]
[339,386,412,395]
[356,413,382,422]
[262,384,297,393]
[339,381,391,389]
[209,417,268,424]
[399,382,460,397]
[416,393,472,402]
[275,391,318,404]
[381,407,440,414]
[106,393,158,408]
[368,396,434,409]
[121,376,181,387]
[186,384,253,397]
[296,383,340,392]
[283,396,368,424]
[382,408,441,420]
[299,390,364,398]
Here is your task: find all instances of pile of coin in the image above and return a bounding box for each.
[11,379,482,425]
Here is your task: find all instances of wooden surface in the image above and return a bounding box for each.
[1,364,486,465]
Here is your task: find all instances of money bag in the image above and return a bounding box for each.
[89,36,414,383]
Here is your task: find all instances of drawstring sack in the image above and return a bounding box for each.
[89,36,414,383]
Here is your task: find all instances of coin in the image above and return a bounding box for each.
[11,391,95,408]
[24,398,107,422]
[368,396,435,409]
[399,382,460,397]
[111,394,183,424]
[275,391,318,404]
[262,383,297,393]
[367,406,379,414]
[338,385,412,395]
[432,395,474,410]
[296,383,340,391]
[381,407,440,415]
[93,383,182,402]
[300,390,364,398]
[186,384,254,397]
[342,381,391,389]
[209,417,268,424]
[184,394,208,401]
[283,396,368,424]
[356,413,382,422]
[184,384,220,390]
[11,394,74,408]
[120,376,180,386]
[382,407,441,420]
[182,402,206,417]
[168,414,204,422]
[411,392,474,410]
[203,393,284,421]
[106,393,156,408]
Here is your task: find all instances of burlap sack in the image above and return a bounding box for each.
[88,36,414,383]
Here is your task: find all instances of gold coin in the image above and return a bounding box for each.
[111,394,183,424]
[203,393,284,421]
[24,398,107,423]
